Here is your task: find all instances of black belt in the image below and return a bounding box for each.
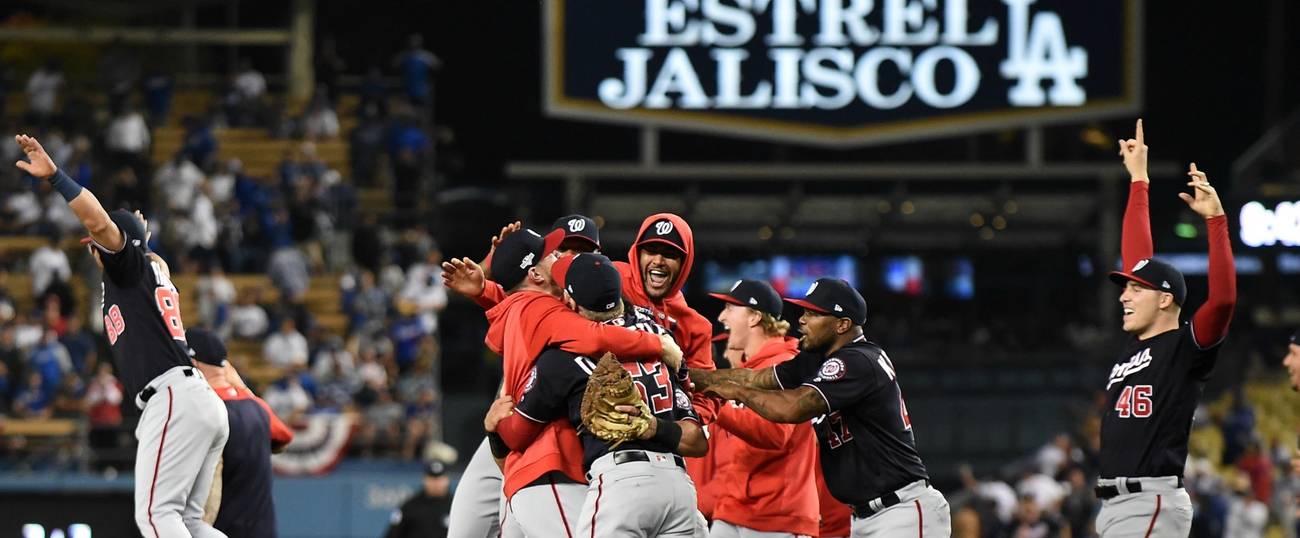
[612,450,686,470]
[1095,477,1183,500]
[138,367,194,404]
[851,480,928,519]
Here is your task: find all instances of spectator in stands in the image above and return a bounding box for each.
[29,232,70,298]
[263,375,311,423]
[58,315,94,376]
[355,347,389,390]
[142,67,174,127]
[174,183,220,269]
[12,371,52,419]
[302,90,340,140]
[195,262,236,332]
[1224,473,1268,538]
[181,116,218,171]
[310,335,353,379]
[25,60,64,129]
[1237,439,1273,503]
[98,39,140,107]
[268,242,310,302]
[84,361,123,451]
[999,494,1064,538]
[61,135,94,188]
[30,329,71,394]
[0,360,11,413]
[398,239,447,330]
[50,373,85,418]
[345,270,389,334]
[387,113,430,225]
[359,387,403,457]
[4,183,42,233]
[208,158,239,206]
[104,101,152,198]
[235,58,267,101]
[388,302,427,374]
[349,103,386,187]
[394,34,441,108]
[351,213,386,274]
[1058,467,1094,537]
[229,286,270,340]
[264,317,309,370]
[401,386,439,461]
[41,178,82,235]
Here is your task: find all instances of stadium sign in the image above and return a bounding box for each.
[1240,200,1300,248]
[544,0,1141,146]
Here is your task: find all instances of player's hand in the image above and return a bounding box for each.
[134,210,152,244]
[659,334,683,372]
[483,394,514,432]
[441,257,487,298]
[687,368,714,391]
[14,134,57,179]
[1178,163,1225,218]
[1117,119,1148,183]
[480,220,522,275]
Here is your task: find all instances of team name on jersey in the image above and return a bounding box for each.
[630,304,676,332]
[1107,347,1152,389]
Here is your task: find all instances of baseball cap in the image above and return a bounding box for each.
[1290,330,1299,345]
[551,214,600,251]
[1108,258,1187,305]
[785,278,868,326]
[424,460,448,477]
[709,279,783,319]
[636,218,686,256]
[552,253,622,312]
[82,209,149,250]
[185,328,227,366]
[489,228,565,290]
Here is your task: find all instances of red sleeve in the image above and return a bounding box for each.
[715,403,794,450]
[251,394,295,450]
[473,281,506,309]
[1191,215,1236,348]
[1122,182,1154,270]
[496,412,546,451]
[675,308,718,424]
[534,305,663,359]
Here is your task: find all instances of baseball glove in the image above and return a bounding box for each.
[580,353,653,448]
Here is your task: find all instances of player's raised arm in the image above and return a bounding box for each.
[1118,119,1153,268]
[1181,163,1236,348]
[689,366,780,391]
[14,134,123,250]
[703,383,827,424]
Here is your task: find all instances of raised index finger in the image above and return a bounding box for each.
[1135,119,1144,145]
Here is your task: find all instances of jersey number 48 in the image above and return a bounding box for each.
[1114,385,1153,418]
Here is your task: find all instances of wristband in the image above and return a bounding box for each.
[649,418,682,448]
[48,169,83,202]
[486,431,511,458]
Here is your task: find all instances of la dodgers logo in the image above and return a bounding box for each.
[1107,347,1153,389]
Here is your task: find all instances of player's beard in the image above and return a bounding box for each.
[799,332,832,354]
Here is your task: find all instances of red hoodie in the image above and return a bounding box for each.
[709,336,820,536]
[484,289,664,498]
[613,213,717,423]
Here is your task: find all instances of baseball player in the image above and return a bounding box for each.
[470,228,683,537]
[15,134,231,538]
[815,460,853,538]
[487,252,707,537]
[706,279,820,538]
[1096,120,1236,537]
[187,328,294,538]
[691,278,951,537]
[444,215,601,538]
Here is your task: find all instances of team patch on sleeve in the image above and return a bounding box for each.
[814,358,846,382]
[523,367,539,392]
[674,387,693,412]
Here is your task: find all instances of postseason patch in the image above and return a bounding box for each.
[816,358,846,382]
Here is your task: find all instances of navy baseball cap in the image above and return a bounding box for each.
[424,460,448,477]
[490,228,565,290]
[81,209,148,251]
[785,278,868,325]
[710,279,783,319]
[1109,258,1187,305]
[636,218,686,256]
[1290,330,1299,345]
[186,328,227,366]
[552,253,622,312]
[551,214,600,251]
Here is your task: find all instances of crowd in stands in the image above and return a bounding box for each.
[0,36,448,468]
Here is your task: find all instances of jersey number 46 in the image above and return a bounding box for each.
[1114,385,1153,418]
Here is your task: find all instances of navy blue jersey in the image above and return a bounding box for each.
[514,303,698,470]
[213,387,280,538]
[1100,325,1219,479]
[92,233,191,396]
[774,336,928,506]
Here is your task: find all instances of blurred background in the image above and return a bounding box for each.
[0,0,1297,536]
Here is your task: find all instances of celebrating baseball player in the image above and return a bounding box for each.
[187,328,294,538]
[469,228,682,537]
[1095,120,1236,536]
[443,215,603,538]
[487,252,707,537]
[705,279,821,538]
[15,134,231,538]
[690,278,951,537]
